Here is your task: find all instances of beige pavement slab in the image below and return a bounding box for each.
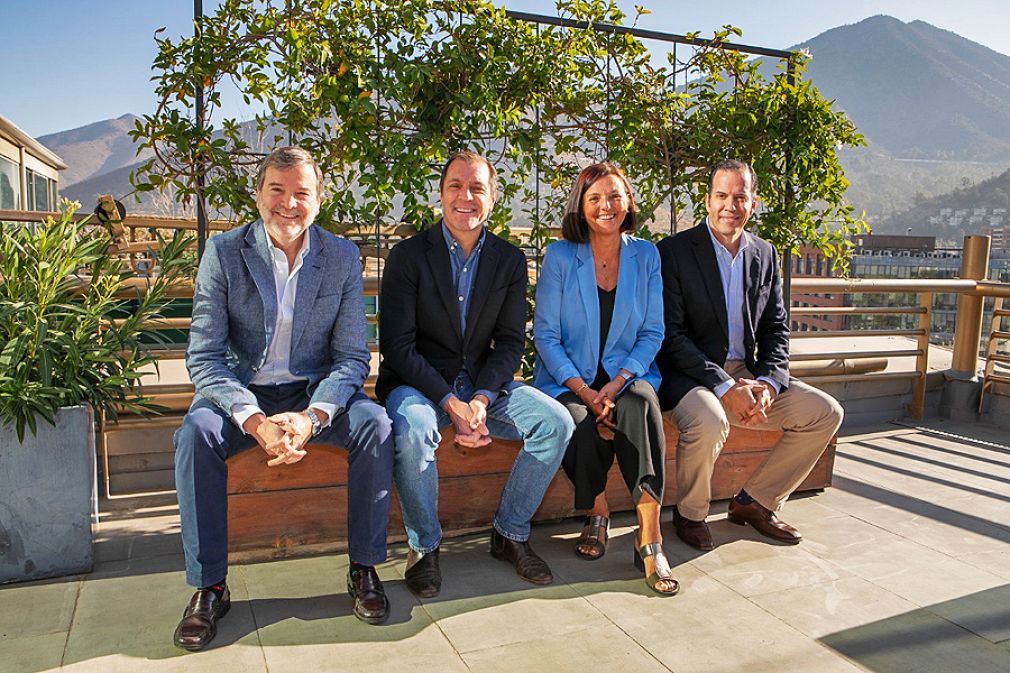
[61,569,264,673]
[820,607,1010,673]
[749,577,920,639]
[460,622,668,673]
[925,584,1010,643]
[0,580,78,639]
[805,536,1005,606]
[584,565,863,673]
[0,632,67,673]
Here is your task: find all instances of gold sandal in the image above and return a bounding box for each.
[633,540,680,596]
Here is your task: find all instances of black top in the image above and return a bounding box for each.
[591,285,617,390]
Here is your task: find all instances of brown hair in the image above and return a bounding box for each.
[438,151,498,198]
[255,146,324,195]
[561,162,638,243]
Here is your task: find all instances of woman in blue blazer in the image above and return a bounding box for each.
[533,163,677,595]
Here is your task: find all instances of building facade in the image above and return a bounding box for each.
[0,114,66,212]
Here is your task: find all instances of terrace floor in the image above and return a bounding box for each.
[2,419,1009,673]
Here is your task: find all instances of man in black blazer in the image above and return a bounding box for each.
[378,151,573,598]
[657,159,843,551]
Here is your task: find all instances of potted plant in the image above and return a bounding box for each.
[0,201,193,583]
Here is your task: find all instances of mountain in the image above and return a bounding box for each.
[793,15,1010,162]
[874,165,1010,241]
[38,114,153,187]
[45,16,1010,220]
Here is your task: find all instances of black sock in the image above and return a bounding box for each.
[734,489,755,505]
[349,561,372,573]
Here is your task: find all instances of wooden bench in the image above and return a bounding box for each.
[226,422,836,562]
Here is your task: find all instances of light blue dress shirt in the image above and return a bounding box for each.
[439,222,497,407]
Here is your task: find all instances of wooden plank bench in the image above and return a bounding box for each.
[226,422,835,562]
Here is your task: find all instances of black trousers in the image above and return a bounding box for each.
[557,380,666,510]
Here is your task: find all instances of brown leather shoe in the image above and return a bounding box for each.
[347,565,390,624]
[672,507,714,551]
[173,585,230,651]
[727,498,802,544]
[404,547,441,598]
[489,529,553,585]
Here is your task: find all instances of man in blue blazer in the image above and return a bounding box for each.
[657,159,843,551]
[172,147,394,650]
[378,151,573,598]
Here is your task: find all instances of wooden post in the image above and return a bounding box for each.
[950,236,990,379]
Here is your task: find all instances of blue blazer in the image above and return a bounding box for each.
[185,221,370,414]
[533,234,663,399]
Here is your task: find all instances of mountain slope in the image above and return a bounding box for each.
[38,114,153,187]
[794,15,1010,161]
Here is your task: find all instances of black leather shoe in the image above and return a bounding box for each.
[404,547,442,598]
[489,529,553,585]
[347,564,390,624]
[727,498,802,544]
[673,507,714,551]
[173,585,231,651]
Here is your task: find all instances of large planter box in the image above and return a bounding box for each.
[0,405,97,583]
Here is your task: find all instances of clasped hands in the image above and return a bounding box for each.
[576,378,623,441]
[445,395,492,449]
[722,378,775,426]
[244,410,326,467]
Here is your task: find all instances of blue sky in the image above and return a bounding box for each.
[2,1,1007,137]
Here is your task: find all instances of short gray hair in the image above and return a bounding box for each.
[255,146,324,195]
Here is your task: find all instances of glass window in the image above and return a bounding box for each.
[33,172,51,211]
[0,155,18,209]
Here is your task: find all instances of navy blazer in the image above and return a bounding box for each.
[375,225,527,405]
[532,235,663,399]
[185,221,370,414]
[655,223,790,410]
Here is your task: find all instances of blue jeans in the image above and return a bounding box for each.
[386,379,573,553]
[174,384,393,587]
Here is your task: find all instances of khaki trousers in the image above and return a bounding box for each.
[663,361,843,520]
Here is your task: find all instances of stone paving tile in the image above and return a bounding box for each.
[422,583,605,654]
[805,535,1006,607]
[819,607,1010,673]
[924,584,1010,644]
[460,622,668,673]
[0,580,78,639]
[959,547,1010,582]
[0,632,67,673]
[60,570,264,673]
[749,576,920,639]
[585,565,863,673]
[678,534,848,598]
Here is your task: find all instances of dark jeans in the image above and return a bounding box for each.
[173,383,393,587]
[557,380,666,510]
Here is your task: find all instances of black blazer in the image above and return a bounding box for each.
[376,225,527,405]
[655,223,790,410]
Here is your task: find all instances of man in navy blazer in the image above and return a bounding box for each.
[657,159,843,551]
[378,151,573,598]
[172,147,394,650]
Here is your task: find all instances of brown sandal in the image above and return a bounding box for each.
[575,515,609,560]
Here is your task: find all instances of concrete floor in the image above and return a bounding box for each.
[2,419,1009,673]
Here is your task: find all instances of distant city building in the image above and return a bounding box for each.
[986,225,1010,254]
[0,114,66,212]
[847,233,1010,346]
[789,245,842,333]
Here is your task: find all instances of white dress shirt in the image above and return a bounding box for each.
[705,220,781,399]
[231,225,337,431]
